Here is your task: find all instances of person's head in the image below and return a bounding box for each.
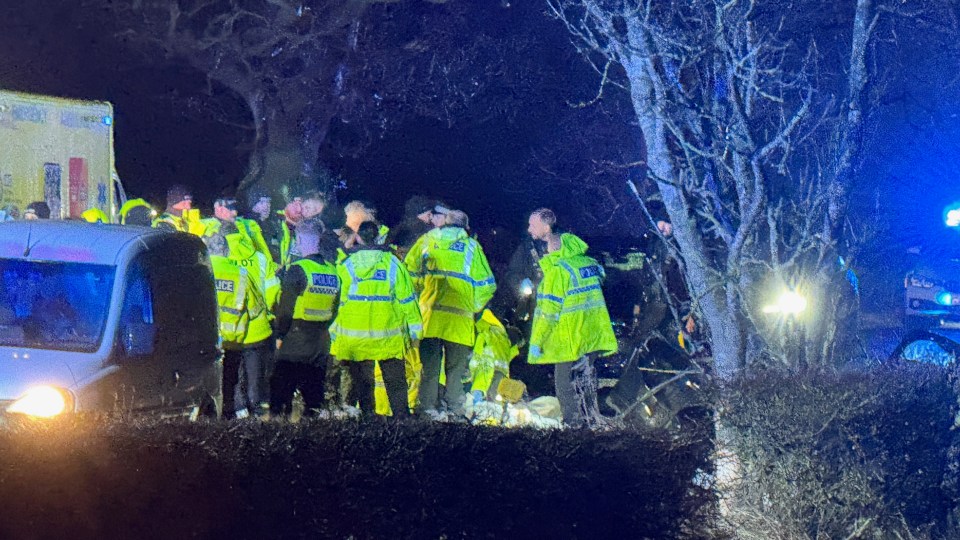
[120,198,156,226]
[356,220,380,246]
[656,220,673,237]
[25,201,51,220]
[204,233,229,257]
[344,200,375,232]
[295,221,321,257]
[166,184,193,213]
[2,204,20,221]
[527,208,556,241]
[430,205,450,228]
[444,210,469,230]
[246,188,272,219]
[284,199,304,226]
[300,192,326,221]
[214,198,238,222]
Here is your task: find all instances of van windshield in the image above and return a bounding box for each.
[0,260,115,352]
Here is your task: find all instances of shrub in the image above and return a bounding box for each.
[724,364,958,539]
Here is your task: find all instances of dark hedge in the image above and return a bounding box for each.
[0,417,717,539]
[724,363,959,538]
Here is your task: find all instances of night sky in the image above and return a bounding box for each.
[1,0,959,314]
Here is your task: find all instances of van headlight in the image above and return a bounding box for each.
[7,386,73,418]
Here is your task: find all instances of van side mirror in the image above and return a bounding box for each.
[122,322,155,357]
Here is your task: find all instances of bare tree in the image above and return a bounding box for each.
[546,0,944,378]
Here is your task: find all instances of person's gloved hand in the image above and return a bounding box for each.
[472,390,485,405]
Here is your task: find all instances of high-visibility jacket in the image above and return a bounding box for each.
[237,217,274,264]
[210,255,270,347]
[154,210,206,236]
[330,248,422,361]
[469,309,519,394]
[528,233,618,364]
[81,208,109,223]
[226,233,281,317]
[202,217,272,262]
[290,258,339,322]
[119,198,155,225]
[279,218,294,268]
[153,211,187,232]
[404,226,496,347]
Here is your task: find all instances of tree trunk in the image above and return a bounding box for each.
[623,27,745,380]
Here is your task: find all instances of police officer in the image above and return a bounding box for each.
[405,210,497,417]
[205,228,272,418]
[330,221,422,417]
[153,185,193,232]
[270,222,340,418]
[527,208,618,428]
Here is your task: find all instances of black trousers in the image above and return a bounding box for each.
[223,341,269,417]
[269,359,328,417]
[348,359,408,417]
[418,338,471,415]
[554,354,600,428]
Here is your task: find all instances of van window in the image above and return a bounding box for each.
[121,264,154,326]
[0,259,115,352]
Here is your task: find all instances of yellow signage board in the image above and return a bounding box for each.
[0,90,115,220]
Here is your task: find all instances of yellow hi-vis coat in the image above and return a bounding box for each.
[237,217,274,264]
[404,226,496,347]
[210,255,271,347]
[330,248,423,361]
[226,233,280,346]
[290,258,339,322]
[528,233,618,364]
[119,198,154,225]
[469,309,519,394]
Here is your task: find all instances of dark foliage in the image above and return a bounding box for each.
[0,418,716,539]
[725,364,959,538]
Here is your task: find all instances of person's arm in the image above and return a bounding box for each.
[393,258,423,341]
[528,268,564,361]
[403,234,427,293]
[470,240,497,313]
[274,265,306,338]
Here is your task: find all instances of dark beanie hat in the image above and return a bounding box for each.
[166,184,193,208]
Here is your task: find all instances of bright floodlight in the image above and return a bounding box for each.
[947,209,960,228]
[762,290,808,315]
[938,291,954,306]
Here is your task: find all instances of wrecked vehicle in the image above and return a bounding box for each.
[0,221,222,419]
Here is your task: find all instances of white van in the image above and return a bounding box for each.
[0,221,222,418]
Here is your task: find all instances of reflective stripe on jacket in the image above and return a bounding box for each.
[403,226,496,347]
[330,248,422,361]
[291,258,339,322]
[528,233,618,364]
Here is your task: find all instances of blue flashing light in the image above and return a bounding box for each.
[102,116,113,126]
[937,291,953,306]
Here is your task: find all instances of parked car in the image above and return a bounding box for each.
[903,253,960,331]
[0,221,222,419]
[889,328,960,367]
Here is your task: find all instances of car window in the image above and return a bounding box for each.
[120,262,154,326]
[0,259,115,352]
[901,339,956,366]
